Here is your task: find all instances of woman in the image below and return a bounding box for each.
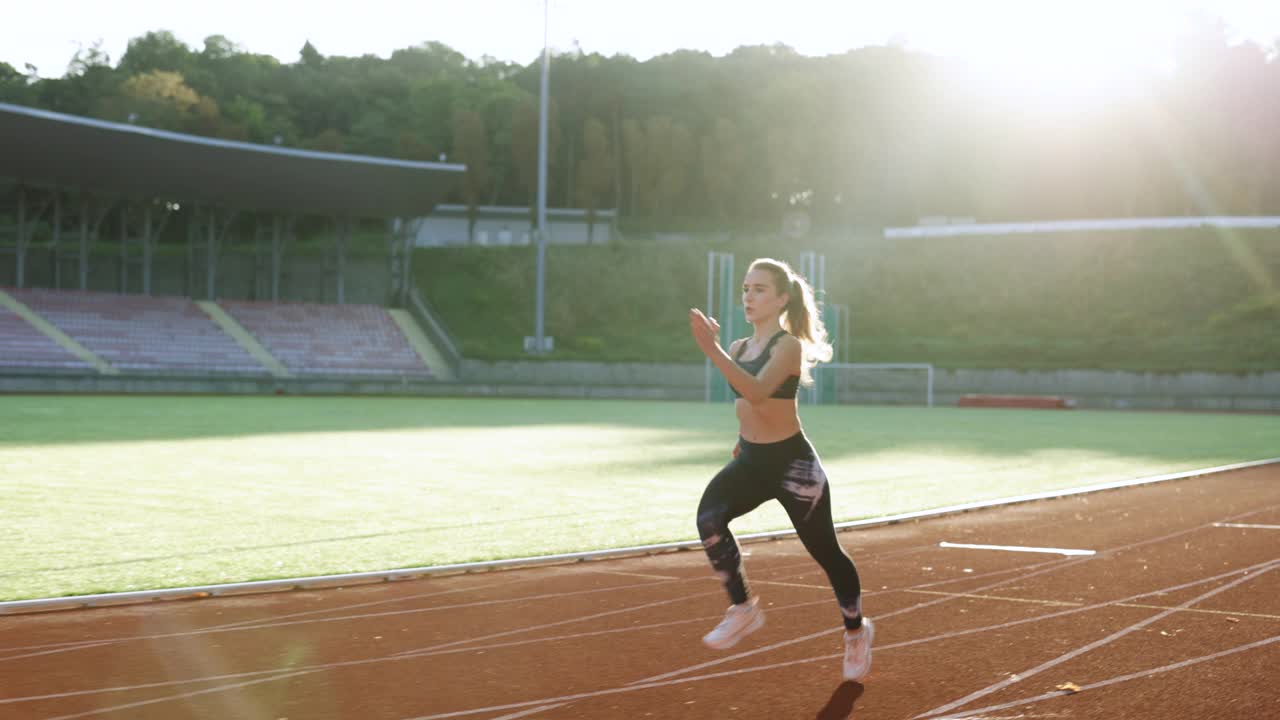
[688,257,873,682]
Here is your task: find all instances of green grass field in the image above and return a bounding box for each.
[1,395,1275,602]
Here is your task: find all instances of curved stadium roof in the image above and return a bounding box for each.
[0,101,465,217]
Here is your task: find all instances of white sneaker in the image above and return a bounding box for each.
[702,598,765,650]
[843,618,874,681]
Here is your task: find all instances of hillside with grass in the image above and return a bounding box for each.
[414,228,1280,371]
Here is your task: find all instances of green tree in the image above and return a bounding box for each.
[300,41,324,68]
[453,108,491,241]
[622,118,651,217]
[304,127,346,153]
[701,118,746,224]
[10,22,1280,230]
[118,31,194,76]
[641,116,693,218]
[575,116,615,242]
[511,94,560,224]
[34,42,121,116]
[0,62,28,104]
[102,70,220,133]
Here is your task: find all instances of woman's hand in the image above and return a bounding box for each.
[688,308,721,357]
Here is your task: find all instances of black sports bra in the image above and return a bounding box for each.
[730,330,800,400]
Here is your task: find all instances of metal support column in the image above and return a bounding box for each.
[52,192,62,289]
[78,196,90,290]
[119,207,129,292]
[14,185,24,288]
[271,216,283,302]
[705,251,736,403]
[206,209,218,300]
[798,250,829,405]
[142,206,154,295]
[388,217,415,308]
[121,203,162,295]
[335,217,348,305]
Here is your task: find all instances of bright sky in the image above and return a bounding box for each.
[4,0,1279,81]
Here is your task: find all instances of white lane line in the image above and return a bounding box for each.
[904,590,1280,620]
[0,556,821,658]
[18,504,1280,716]
[565,569,682,581]
[753,580,832,591]
[914,559,1280,719]
[42,669,319,720]
[627,555,1091,686]
[0,574,609,657]
[390,588,724,657]
[0,559,1066,707]
[391,562,1082,720]
[873,558,1280,657]
[489,705,567,720]
[904,590,1082,608]
[939,542,1096,557]
[0,503,1181,657]
[396,559,1280,720]
[7,557,1269,713]
[402,651,852,719]
[934,632,1280,719]
[629,509,1280,690]
[0,576,688,661]
[1118,603,1280,622]
[5,505,1246,711]
[1214,522,1280,530]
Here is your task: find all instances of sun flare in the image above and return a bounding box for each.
[896,0,1187,105]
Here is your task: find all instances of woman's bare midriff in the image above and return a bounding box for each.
[735,396,803,443]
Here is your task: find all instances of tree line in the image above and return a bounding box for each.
[3,17,1278,232]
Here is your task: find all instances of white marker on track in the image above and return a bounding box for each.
[1214,522,1280,530]
[939,542,1097,557]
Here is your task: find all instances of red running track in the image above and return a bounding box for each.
[2,464,1278,719]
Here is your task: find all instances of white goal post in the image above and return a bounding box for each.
[807,362,935,407]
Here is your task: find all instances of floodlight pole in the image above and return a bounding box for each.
[534,0,550,354]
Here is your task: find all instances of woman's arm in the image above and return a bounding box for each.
[689,309,801,404]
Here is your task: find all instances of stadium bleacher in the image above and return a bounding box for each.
[7,289,267,375]
[0,301,91,372]
[220,300,432,378]
[1,289,434,379]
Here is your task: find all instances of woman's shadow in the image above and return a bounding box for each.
[816,681,865,719]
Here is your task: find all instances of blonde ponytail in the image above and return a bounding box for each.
[748,258,833,384]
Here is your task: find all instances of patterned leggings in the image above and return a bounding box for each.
[696,432,864,630]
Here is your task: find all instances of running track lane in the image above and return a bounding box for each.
[1,464,1278,719]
